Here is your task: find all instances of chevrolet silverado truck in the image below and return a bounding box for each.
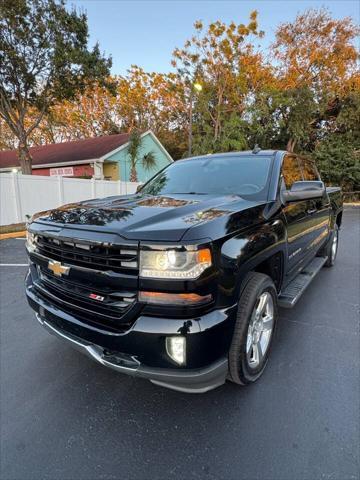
[25,150,343,392]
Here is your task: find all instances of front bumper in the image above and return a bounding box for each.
[35,312,228,393]
[26,273,235,393]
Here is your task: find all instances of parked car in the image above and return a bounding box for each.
[25,150,343,392]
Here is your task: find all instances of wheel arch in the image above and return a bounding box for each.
[252,251,284,293]
[219,218,287,303]
[235,248,286,298]
[336,211,343,229]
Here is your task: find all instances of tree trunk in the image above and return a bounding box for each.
[286,138,297,152]
[129,163,138,182]
[214,84,224,142]
[18,140,33,175]
[214,100,221,142]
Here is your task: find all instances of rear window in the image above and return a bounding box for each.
[300,159,320,182]
[282,155,303,189]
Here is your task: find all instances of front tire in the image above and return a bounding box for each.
[228,272,278,385]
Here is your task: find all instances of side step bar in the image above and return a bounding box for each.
[278,256,328,308]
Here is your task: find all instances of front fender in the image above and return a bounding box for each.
[215,217,287,306]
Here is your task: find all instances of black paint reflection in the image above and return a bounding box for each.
[137,196,196,208]
[49,206,133,225]
[141,172,169,196]
[177,320,193,335]
[183,208,230,224]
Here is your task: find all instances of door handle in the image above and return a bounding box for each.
[307,208,317,215]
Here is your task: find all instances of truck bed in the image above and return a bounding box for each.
[326,186,343,219]
[326,186,341,194]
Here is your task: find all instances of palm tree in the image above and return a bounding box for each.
[128,129,157,182]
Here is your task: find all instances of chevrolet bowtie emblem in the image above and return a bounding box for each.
[48,260,70,277]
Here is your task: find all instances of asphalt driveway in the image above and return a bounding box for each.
[1,208,359,480]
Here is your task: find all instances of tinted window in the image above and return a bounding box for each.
[301,158,319,181]
[141,155,273,200]
[282,155,303,189]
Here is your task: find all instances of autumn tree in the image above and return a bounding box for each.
[0,117,17,150]
[273,8,358,95]
[172,13,270,155]
[1,5,358,193]
[247,86,316,151]
[313,91,360,191]
[0,0,113,173]
[114,67,187,157]
[271,8,359,152]
[34,68,186,158]
[43,83,118,143]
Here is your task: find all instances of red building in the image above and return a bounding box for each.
[33,164,95,178]
[0,134,131,180]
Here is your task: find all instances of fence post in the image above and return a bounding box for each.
[12,172,22,223]
[91,177,96,198]
[58,175,64,205]
[118,180,122,195]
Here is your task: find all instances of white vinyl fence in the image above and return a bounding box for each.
[0,173,139,226]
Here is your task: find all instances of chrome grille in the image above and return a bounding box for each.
[36,235,138,273]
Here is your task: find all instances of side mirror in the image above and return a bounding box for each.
[283,181,325,203]
[135,183,143,194]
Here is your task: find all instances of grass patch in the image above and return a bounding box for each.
[0,223,26,234]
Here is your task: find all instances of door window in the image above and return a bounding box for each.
[281,155,303,189]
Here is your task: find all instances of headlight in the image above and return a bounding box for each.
[140,246,212,279]
[26,230,37,252]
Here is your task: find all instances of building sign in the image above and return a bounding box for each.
[50,167,74,177]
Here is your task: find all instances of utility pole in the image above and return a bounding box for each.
[188,82,202,157]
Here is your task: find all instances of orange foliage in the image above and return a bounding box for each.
[1,8,358,160]
[272,8,359,96]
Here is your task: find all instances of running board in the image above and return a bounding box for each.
[278,256,328,308]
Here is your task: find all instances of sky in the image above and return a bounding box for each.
[68,0,360,75]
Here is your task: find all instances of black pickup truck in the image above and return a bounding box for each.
[25,150,343,392]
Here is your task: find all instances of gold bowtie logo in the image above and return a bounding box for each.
[48,260,70,277]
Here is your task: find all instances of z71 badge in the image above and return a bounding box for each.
[89,293,105,302]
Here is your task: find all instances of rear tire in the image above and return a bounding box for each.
[228,272,278,385]
[321,224,339,268]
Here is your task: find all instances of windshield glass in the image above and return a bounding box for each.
[141,155,273,200]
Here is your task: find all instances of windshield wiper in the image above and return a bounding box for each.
[170,192,208,195]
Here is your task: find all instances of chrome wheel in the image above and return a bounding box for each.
[331,230,338,262]
[246,292,274,369]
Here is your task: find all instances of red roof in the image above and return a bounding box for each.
[0,133,130,169]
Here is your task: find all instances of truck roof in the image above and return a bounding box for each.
[179,150,285,162]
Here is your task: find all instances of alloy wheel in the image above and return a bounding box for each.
[331,230,338,262]
[246,292,274,369]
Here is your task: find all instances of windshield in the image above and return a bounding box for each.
[141,155,273,200]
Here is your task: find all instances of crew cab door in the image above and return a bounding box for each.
[299,156,331,257]
[281,155,317,280]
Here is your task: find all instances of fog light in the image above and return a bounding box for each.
[166,336,186,365]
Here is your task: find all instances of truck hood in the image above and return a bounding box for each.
[34,193,270,242]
